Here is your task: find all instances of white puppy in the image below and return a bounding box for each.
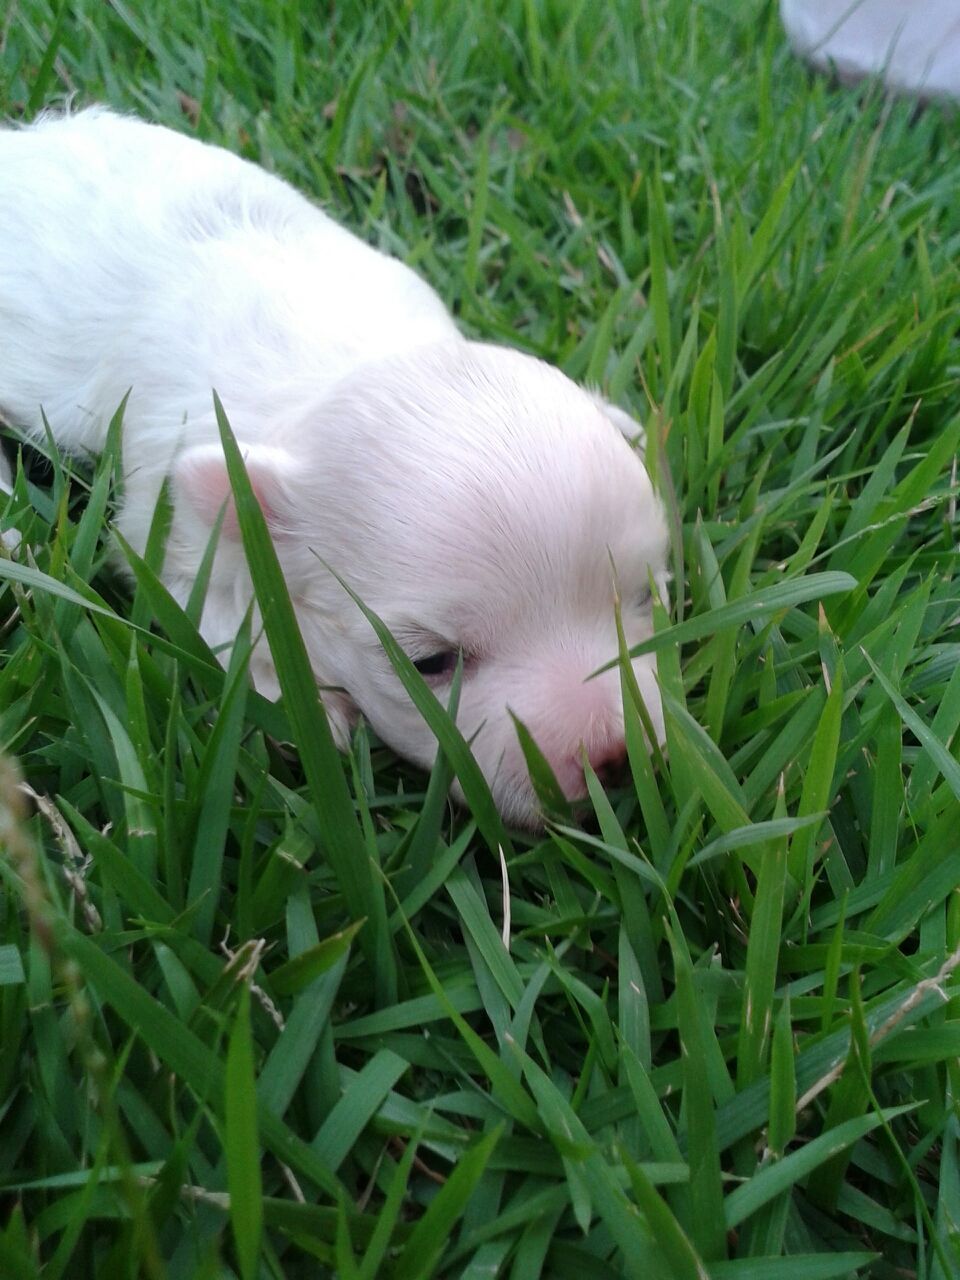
[0,108,668,827]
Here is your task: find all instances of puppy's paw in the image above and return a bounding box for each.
[249,649,357,749]
[0,457,23,552]
[589,392,646,453]
[318,686,358,751]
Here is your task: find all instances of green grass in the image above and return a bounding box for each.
[2,0,960,1275]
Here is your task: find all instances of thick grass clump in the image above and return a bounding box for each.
[2,1,960,1276]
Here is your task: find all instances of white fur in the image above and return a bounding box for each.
[0,108,668,827]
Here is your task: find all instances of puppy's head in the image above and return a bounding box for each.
[176,342,669,828]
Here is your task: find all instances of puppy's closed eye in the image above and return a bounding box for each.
[411,649,460,680]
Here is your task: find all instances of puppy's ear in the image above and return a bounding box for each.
[173,442,299,538]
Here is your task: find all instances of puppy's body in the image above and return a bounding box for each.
[0,109,668,826]
[0,108,456,521]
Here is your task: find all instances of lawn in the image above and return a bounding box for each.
[1,0,960,1276]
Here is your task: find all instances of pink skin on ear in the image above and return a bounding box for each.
[173,442,294,537]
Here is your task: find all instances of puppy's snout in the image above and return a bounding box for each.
[550,735,628,804]
[585,739,628,788]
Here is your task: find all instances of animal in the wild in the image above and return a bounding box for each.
[0,107,668,827]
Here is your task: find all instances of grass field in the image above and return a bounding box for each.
[2,0,960,1276]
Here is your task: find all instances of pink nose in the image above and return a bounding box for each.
[584,738,628,787]
[551,738,630,802]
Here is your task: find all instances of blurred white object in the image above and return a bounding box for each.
[781,0,960,99]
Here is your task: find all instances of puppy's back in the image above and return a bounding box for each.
[0,109,455,454]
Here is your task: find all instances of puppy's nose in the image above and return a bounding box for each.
[585,739,628,788]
